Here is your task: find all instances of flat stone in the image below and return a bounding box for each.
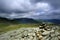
[42,31,50,36]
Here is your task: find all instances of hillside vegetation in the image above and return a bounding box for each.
[0,17,40,34]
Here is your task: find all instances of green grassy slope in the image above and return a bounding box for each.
[0,18,40,34]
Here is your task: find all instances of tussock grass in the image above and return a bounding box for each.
[0,23,39,34]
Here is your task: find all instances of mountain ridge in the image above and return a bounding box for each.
[0,17,40,23]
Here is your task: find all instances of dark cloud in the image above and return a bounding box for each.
[0,0,60,19]
[47,0,60,9]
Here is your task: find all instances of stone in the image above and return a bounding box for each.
[38,36,43,40]
[51,37,59,40]
[42,31,50,36]
[0,27,60,40]
[58,36,60,39]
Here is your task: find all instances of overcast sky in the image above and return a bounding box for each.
[0,0,60,19]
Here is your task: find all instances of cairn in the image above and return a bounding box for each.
[39,23,51,30]
[36,23,54,40]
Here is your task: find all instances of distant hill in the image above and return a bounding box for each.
[38,19,60,24]
[0,17,40,23]
[1,17,60,24]
[12,18,40,23]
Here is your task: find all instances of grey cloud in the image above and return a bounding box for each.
[0,0,60,19]
[35,0,60,9]
[0,0,34,13]
[48,0,60,9]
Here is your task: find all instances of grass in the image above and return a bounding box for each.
[0,23,39,35]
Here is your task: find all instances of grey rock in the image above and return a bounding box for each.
[0,27,60,40]
[51,37,59,40]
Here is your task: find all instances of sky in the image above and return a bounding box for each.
[0,0,60,19]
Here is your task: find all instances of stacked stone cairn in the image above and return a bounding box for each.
[36,24,60,40]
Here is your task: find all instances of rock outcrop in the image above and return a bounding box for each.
[0,25,60,40]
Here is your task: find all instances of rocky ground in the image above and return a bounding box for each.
[0,25,60,40]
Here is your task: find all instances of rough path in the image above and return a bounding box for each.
[0,26,60,40]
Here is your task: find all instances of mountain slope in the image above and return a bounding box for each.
[12,18,40,23]
[38,19,60,24]
[0,17,40,23]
